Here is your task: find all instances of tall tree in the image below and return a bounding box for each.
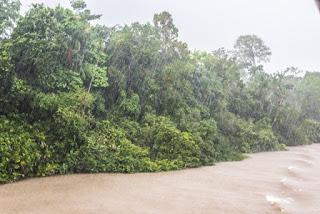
[234,35,271,76]
[9,3,106,92]
[0,0,20,40]
[153,11,189,63]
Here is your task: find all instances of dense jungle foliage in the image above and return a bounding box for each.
[1,0,320,183]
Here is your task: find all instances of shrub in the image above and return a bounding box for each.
[141,114,201,167]
[302,119,320,144]
[74,120,178,173]
[273,107,308,146]
[187,119,217,165]
[249,118,281,152]
[0,118,41,183]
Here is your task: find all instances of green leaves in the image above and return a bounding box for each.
[9,4,106,92]
[141,114,201,167]
[1,1,319,184]
[234,35,271,77]
[302,119,320,144]
[0,0,20,40]
[0,118,42,183]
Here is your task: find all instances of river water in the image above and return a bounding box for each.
[1,144,320,214]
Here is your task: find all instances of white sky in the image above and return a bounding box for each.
[21,0,320,73]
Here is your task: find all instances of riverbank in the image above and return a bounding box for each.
[1,144,320,214]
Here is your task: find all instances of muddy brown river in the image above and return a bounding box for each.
[1,144,320,214]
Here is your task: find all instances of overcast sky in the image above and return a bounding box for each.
[21,0,320,73]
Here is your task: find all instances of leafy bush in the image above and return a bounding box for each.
[273,107,308,146]
[1,1,318,184]
[186,119,217,165]
[248,118,281,152]
[302,119,320,144]
[75,120,181,172]
[141,114,201,167]
[0,118,41,183]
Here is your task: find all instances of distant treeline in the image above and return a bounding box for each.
[1,0,320,183]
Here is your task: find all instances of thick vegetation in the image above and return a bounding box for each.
[0,0,320,183]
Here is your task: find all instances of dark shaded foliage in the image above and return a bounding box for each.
[0,1,319,183]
